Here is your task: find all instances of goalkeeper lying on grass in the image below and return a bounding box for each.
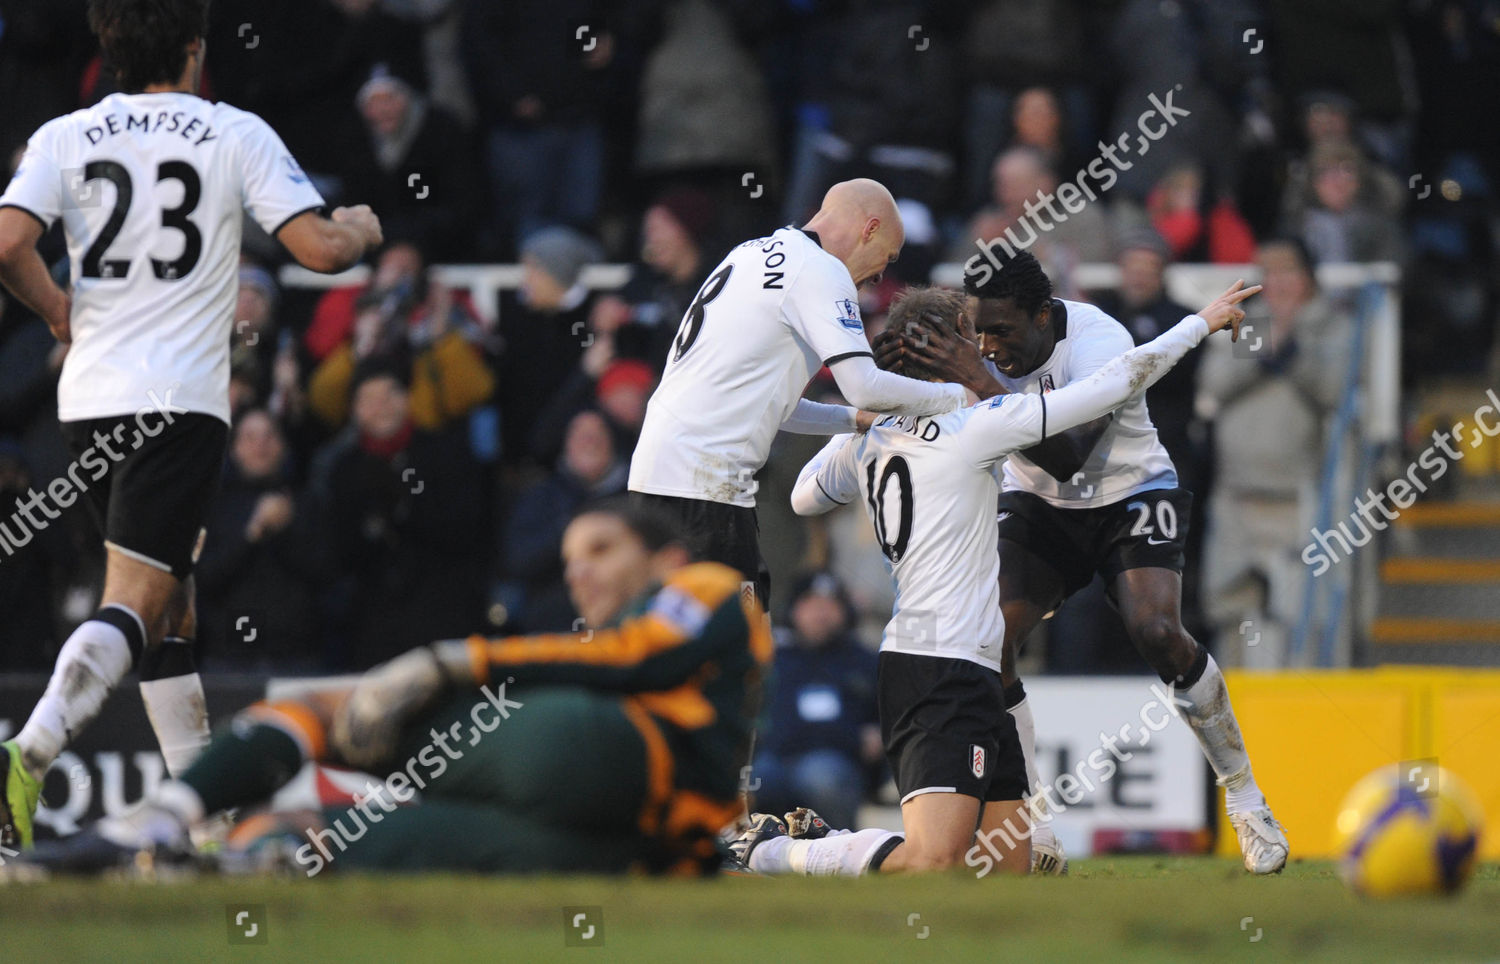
[20,498,771,876]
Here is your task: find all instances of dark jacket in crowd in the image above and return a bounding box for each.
[196,466,323,670]
[460,0,616,129]
[344,103,485,262]
[316,424,487,667]
[759,629,878,762]
[500,460,628,632]
[1092,289,1203,486]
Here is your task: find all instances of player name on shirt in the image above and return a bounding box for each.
[873,414,942,441]
[81,109,219,147]
[0,92,326,426]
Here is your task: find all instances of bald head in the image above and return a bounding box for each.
[803,178,905,286]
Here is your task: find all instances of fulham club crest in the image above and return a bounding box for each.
[970,744,986,778]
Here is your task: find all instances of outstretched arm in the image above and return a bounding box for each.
[968,280,1260,465]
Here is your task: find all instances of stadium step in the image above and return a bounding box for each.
[1372,494,1500,664]
[1390,502,1500,558]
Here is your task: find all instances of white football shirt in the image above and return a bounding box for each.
[629,227,961,507]
[996,300,1178,508]
[794,314,1211,668]
[0,92,325,425]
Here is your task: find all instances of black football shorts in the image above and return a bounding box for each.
[878,651,1028,804]
[996,486,1193,598]
[628,491,770,607]
[60,411,227,579]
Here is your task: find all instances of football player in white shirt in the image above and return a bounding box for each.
[629,179,987,606]
[885,249,1288,875]
[0,0,382,850]
[732,280,1259,878]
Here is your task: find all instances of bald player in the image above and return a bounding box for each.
[629,180,992,603]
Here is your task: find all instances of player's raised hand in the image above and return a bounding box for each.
[1197,279,1262,341]
[332,204,384,249]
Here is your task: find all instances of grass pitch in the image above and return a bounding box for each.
[2,858,1496,962]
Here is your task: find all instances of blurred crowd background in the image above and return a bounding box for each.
[0,0,1495,769]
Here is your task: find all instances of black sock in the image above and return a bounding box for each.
[1161,645,1209,688]
[179,718,305,816]
[139,635,196,681]
[94,604,146,669]
[869,834,904,873]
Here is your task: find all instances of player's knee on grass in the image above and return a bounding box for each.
[885,792,983,873]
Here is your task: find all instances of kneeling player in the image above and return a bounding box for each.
[732,280,1255,877]
[23,499,770,876]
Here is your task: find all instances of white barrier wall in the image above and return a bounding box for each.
[1027,676,1208,858]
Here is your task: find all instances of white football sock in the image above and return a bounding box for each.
[140,672,212,778]
[1007,696,1050,820]
[1178,653,1264,813]
[15,612,138,779]
[154,779,207,827]
[750,828,902,877]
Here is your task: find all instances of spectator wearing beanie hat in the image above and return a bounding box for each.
[589,188,720,373]
[497,227,606,466]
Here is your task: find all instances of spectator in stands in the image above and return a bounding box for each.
[305,242,494,432]
[204,0,426,187]
[344,67,484,262]
[196,410,322,671]
[1103,0,1248,205]
[1280,139,1402,265]
[497,227,604,466]
[229,264,281,409]
[752,572,882,832]
[780,0,960,230]
[314,363,487,667]
[460,0,615,249]
[530,348,656,468]
[957,0,1094,210]
[953,146,1112,274]
[499,409,629,632]
[1266,0,1415,170]
[1121,163,1256,265]
[1010,86,1075,177]
[1195,239,1352,667]
[1090,229,1205,492]
[634,1,776,191]
[588,187,718,372]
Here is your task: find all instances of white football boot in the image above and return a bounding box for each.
[1229,807,1288,874]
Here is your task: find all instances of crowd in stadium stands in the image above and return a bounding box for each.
[0,1,1496,685]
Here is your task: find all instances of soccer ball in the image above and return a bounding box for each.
[1332,764,1483,897]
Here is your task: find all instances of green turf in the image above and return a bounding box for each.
[1,859,1496,962]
